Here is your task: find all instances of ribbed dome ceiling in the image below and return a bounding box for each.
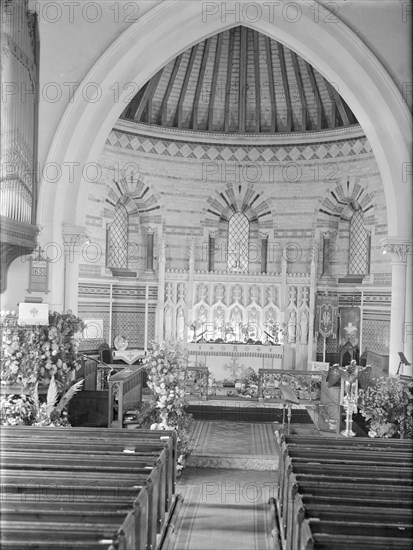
[122,26,358,134]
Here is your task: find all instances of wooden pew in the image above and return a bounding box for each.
[108,365,145,428]
[0,426,179,550]
[273,432,413,550]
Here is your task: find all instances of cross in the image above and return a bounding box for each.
[223,356,242,379]
[30,307,39,318]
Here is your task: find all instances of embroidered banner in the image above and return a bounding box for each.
[340,307,361,346]
[315,295,338,338]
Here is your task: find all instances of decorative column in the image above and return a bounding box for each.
[281,244,288,309]
[307,240,319,364]
[260,233,268,273]
[141,225,156,282]
[321,231,335,279]
[405,248,413,376]
[155,237,166,341]
[187,238,196,335]
[208,233,216,272]
[381,239,411,374]
[145,227,154,272]
[62,225,89,315]
[280,245,288,368]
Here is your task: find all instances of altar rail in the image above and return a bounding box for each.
[0,426,179,550]
[273,432,413,550]
[258,369,322,401]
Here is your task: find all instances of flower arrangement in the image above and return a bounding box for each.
[239,367,259,398]
[0,375,83,427]
[358,375,413,439]
[143,340,193,468]
[1,311,84,392]
[0,393,36,426]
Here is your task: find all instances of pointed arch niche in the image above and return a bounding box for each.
[204,183,274,274]
[103,171,161,276]
[316,178,377,283]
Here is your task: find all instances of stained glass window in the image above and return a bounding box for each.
[107,203,128,269]
[227,212,249,272]
[348,207,369,275]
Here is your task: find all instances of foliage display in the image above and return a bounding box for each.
[358,375,413,439]
[1,311,84,391]
[0,375,83,427]
[142,340,193,465]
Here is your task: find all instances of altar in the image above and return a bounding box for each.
[187,342,283,385]
[112,349,146,365]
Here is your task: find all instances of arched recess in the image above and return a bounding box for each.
[102,172,161,272]
[37,0,411,307]
[316,177,376,231]
[204,182,274,272]
[315,177,376,278]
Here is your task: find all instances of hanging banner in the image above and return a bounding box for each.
[315,295,338,338]
[340,307,360,347]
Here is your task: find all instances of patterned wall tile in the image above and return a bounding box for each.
[106,130,372,163]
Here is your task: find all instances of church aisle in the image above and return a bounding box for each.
[164,468,277,550]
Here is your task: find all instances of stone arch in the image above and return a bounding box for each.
[204,182,274,234]
[315,177,377,232]
[37,0,411,307]
[104,171,161,224]
[315,178,377,278]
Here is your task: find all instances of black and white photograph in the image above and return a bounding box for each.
[1,1,412,548]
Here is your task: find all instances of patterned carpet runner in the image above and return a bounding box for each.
[164,469,277,550]
[164,419,322,548]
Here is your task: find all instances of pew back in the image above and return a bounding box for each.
[0,426,178,550]
[274,432,413,550]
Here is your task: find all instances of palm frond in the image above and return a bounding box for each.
[46,375,59,415]
[56,378,84,413]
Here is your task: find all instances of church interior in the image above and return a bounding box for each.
[1,1,412,549]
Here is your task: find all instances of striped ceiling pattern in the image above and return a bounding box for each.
[122,26,357,134]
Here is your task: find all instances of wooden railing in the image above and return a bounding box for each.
[258,369,322,402]
[108,364,145,428]
[0,426,179,550]
[71,356,144,428]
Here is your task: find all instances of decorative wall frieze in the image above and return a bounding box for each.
[106,128,373,164]
[115,118,366,146]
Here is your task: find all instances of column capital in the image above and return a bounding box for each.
[381,238,411,263]
[62,225,89,247]
[259,232,269,240]
[143,225,156,235]
[322,230,336,239]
